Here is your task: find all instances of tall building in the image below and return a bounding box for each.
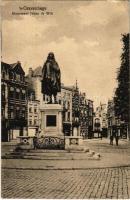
[58,84,73,136]
[79,92,88,138]
[1,61,27,141]
[27,99,40,136]
[72,81,94,138]
[26,67,43,103]
[107,99,127,139]
[107,99,116,138]
[87,99,94,138]
[94,103,108,137]
[72,81,80,136]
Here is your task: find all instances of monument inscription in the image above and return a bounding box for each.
[46,115,56,127]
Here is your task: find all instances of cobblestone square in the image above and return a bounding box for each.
[2,167,130,199]
[1,139,130,199]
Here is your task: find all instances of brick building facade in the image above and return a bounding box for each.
[1,61,27,141]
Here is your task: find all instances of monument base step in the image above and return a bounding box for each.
[2,149,101,160]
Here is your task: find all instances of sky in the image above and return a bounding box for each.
[1,0,129,107]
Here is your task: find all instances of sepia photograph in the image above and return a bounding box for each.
[1,0,130,199]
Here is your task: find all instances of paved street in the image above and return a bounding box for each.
[1,138,130,199]
[2,167,130,199]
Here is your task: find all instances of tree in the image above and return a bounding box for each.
[114,33,129,123]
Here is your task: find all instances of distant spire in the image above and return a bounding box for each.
[76,79,78,90]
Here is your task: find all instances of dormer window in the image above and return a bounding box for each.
[9,72,14,80]
[16,74,20,81]
[20,75,24,82]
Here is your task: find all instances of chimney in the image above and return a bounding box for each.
[17,61,21,64]
[28,68,33,77]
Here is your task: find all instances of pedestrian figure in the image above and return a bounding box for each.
[33,135,37,149]
[110,135,113,145]
[115,135,119,146]
[112,127,119,146]
[100,132,102,140]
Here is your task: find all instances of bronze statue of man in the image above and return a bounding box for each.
[41,52,61,103]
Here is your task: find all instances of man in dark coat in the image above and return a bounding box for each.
[41,52,61,103]
[33,135,37,149]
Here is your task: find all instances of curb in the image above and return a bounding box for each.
[1,157,101,160]
[2,165,130,171]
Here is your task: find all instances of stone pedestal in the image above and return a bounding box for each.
[39,104,64,149]
[73,126,80,136]
[40,104,63,136]
[65,136,83,146]
[16,136,34,150]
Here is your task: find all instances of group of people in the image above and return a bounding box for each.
[110,128,119,146]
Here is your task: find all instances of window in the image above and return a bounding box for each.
[34,108,37,113]
[2,85,5,101]
[16,74,20,81]
[68,112,70,121]
[10,106,14,119]
[22,93,26,100]
[20,75,24,82]
[10,111,14,119]
[9,87,14,99]
[16,88,20,99]
[29,120,32,125]
[2,71,6,79]
[16,107,20,118]
[2,108,5,118]
[16,92,20,99]
[62,112,65,122]
[22,90,26,100]
[29,108,32,113]
[21,110,26,118]
[9,72,14,79]
[34,119,37,125]
[63,101,66,108]
[95,118,100,128]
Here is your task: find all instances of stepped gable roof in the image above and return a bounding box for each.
[10,61,25,75]
[1,61,11,70]
[10,63,18,69]
[33,66,42,77]
[2,61,25,75]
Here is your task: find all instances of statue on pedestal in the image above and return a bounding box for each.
[41,52,61,103]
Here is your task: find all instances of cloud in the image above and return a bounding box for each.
[2,0,129,107]
[2,15,58,63]
[69,1,128,26]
